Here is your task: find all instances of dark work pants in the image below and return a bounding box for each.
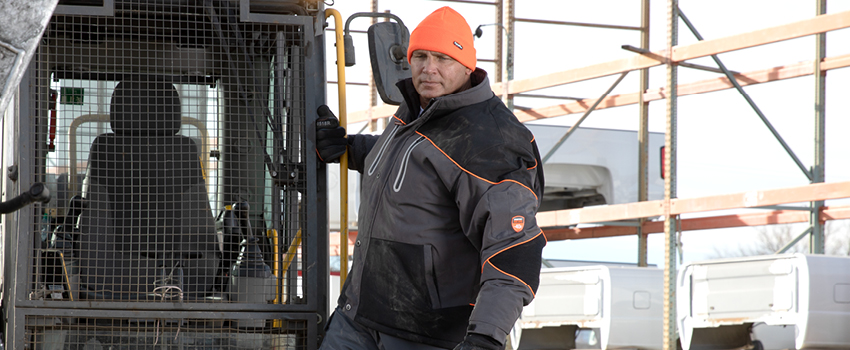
[319,308,450,350]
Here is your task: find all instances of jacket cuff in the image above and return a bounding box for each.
[466,320,506,346]
[345,134,359,171]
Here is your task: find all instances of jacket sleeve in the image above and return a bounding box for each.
[457,144,546,345]
[345,134,379,173]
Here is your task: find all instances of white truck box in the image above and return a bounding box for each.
[677,253,850,350]
[526,124,665,210]
[515,265,664,350]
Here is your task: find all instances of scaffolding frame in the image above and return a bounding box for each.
[340,1,850,349]
[345,3,850,245]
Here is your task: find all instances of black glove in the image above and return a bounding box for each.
[315,105,347,163]
[452,333,502,350]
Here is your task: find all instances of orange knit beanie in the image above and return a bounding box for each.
[407,6,477,70]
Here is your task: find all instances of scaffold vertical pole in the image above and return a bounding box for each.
[637,0,651,268]
[811,0,826,254]
[495,0,503,84]
[505,0,515,110]
[663,0,679,349]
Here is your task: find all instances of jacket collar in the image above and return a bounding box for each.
[396,68,492,124]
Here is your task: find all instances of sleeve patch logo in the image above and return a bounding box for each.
[511,216,525,232]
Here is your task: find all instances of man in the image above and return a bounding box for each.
[316,6,545,350]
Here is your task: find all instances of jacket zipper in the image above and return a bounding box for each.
[392,136,426,192]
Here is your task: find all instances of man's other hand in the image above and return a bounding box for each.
[452,333,502,350]
[316,105,347,163]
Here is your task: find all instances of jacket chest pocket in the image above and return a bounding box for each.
[392,136,427,192]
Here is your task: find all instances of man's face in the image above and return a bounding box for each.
[410,50,472,108]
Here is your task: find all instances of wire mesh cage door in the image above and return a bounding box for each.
[15,1,327,349]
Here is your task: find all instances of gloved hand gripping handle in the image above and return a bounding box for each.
[315,105,348,163]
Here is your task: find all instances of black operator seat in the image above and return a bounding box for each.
[78,81,219,301]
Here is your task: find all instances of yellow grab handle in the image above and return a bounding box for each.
[324,8,349,289]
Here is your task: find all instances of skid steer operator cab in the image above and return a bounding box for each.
[76,80,220,301]
[3,0,330,348]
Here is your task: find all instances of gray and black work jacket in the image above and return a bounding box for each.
[339,69,546,348]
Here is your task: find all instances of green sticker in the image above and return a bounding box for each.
[60,87,84,105]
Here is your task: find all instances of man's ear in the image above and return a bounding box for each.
[465,68,472,75]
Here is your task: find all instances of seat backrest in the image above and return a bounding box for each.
[78,81,219,300]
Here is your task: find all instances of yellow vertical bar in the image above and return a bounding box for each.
[324,9,349,289]
[281,230,303,274]
[269,229,281,328]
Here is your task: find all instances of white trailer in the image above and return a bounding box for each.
[677,253,850,350]
[512,265,664,350]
